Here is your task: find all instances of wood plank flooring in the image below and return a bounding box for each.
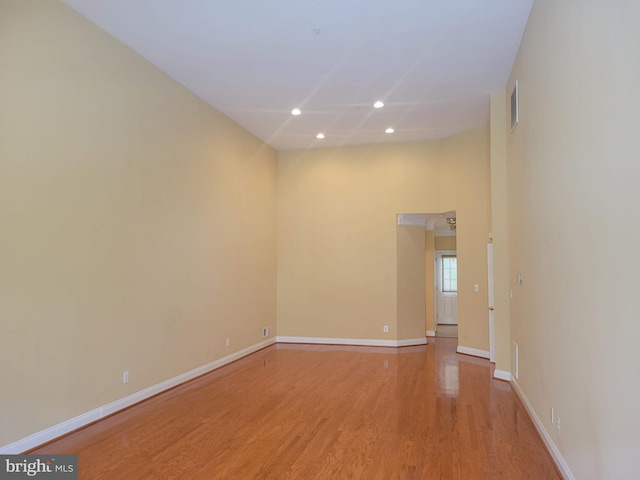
[31,338,561,479]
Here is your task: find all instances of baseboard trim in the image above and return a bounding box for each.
[397,338,427,347]
[276,336,426,347]
[511,379,575,480]
[493,369,512,381]
[0,409,103,455]
[426,330,436,337]
[0,337,277,454]
[456,345,490,359]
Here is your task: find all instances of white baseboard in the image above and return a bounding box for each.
[0,409,103,455]
[276,336,426,347]
[456,345,490,359]
[397,338,427,347]
[511,379,575,480]
[426,330,436,337]
[0,337,276,454]
[493,369,512,381]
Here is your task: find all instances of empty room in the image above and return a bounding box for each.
[2,1,639,479]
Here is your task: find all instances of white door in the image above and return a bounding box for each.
[436,252,458,325]
[488,244,495,363]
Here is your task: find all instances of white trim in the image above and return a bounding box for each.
[493,369,512,381]
[397,338,427,347]
[0,338,276,454]
[0,409,102,455]
[100,337,275,417]
[397,213,428,227]
[487,243,496,363]
[426,330,436,337]
[456,345,490,359]
[511,379,575,480]
[277,336,395,347]
[276,336,426,348]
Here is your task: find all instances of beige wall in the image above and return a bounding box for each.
[396,226,426,340]
[504,0,640,477]
[439,128,492,350]
[434,236,457,251]
[277,126,490,347]
[489,91,510,373]
[424,231,435,334]
[0,0,277,447]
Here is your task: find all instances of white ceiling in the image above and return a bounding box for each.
[62,0,533,151]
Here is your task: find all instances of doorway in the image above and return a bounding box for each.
[435,250,458,337]
[397,211,457,340]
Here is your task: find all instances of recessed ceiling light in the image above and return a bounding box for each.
[385,127,395,134]
[373,101,384,109]
[291,108,301,116]
[316,133,325,139]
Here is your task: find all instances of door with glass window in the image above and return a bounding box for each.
[436,252,458,325]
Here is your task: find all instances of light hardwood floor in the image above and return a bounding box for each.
[31,338,561,479]
[435,324,458,338]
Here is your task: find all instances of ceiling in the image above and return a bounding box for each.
[62,0,533,151]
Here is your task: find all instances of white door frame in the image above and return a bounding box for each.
[488,244,495,363]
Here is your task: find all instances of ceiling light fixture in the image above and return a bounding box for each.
[446,217,456,230]
[385,127,394,134]
[291,108,301,116]
[316,133,325,139]
[373,101,384,109]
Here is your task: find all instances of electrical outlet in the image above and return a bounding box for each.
[225,338,230,347]
[262,327,269,337]
[383,325,389,333]
[556,415,561,433]
[122,371,129,384]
